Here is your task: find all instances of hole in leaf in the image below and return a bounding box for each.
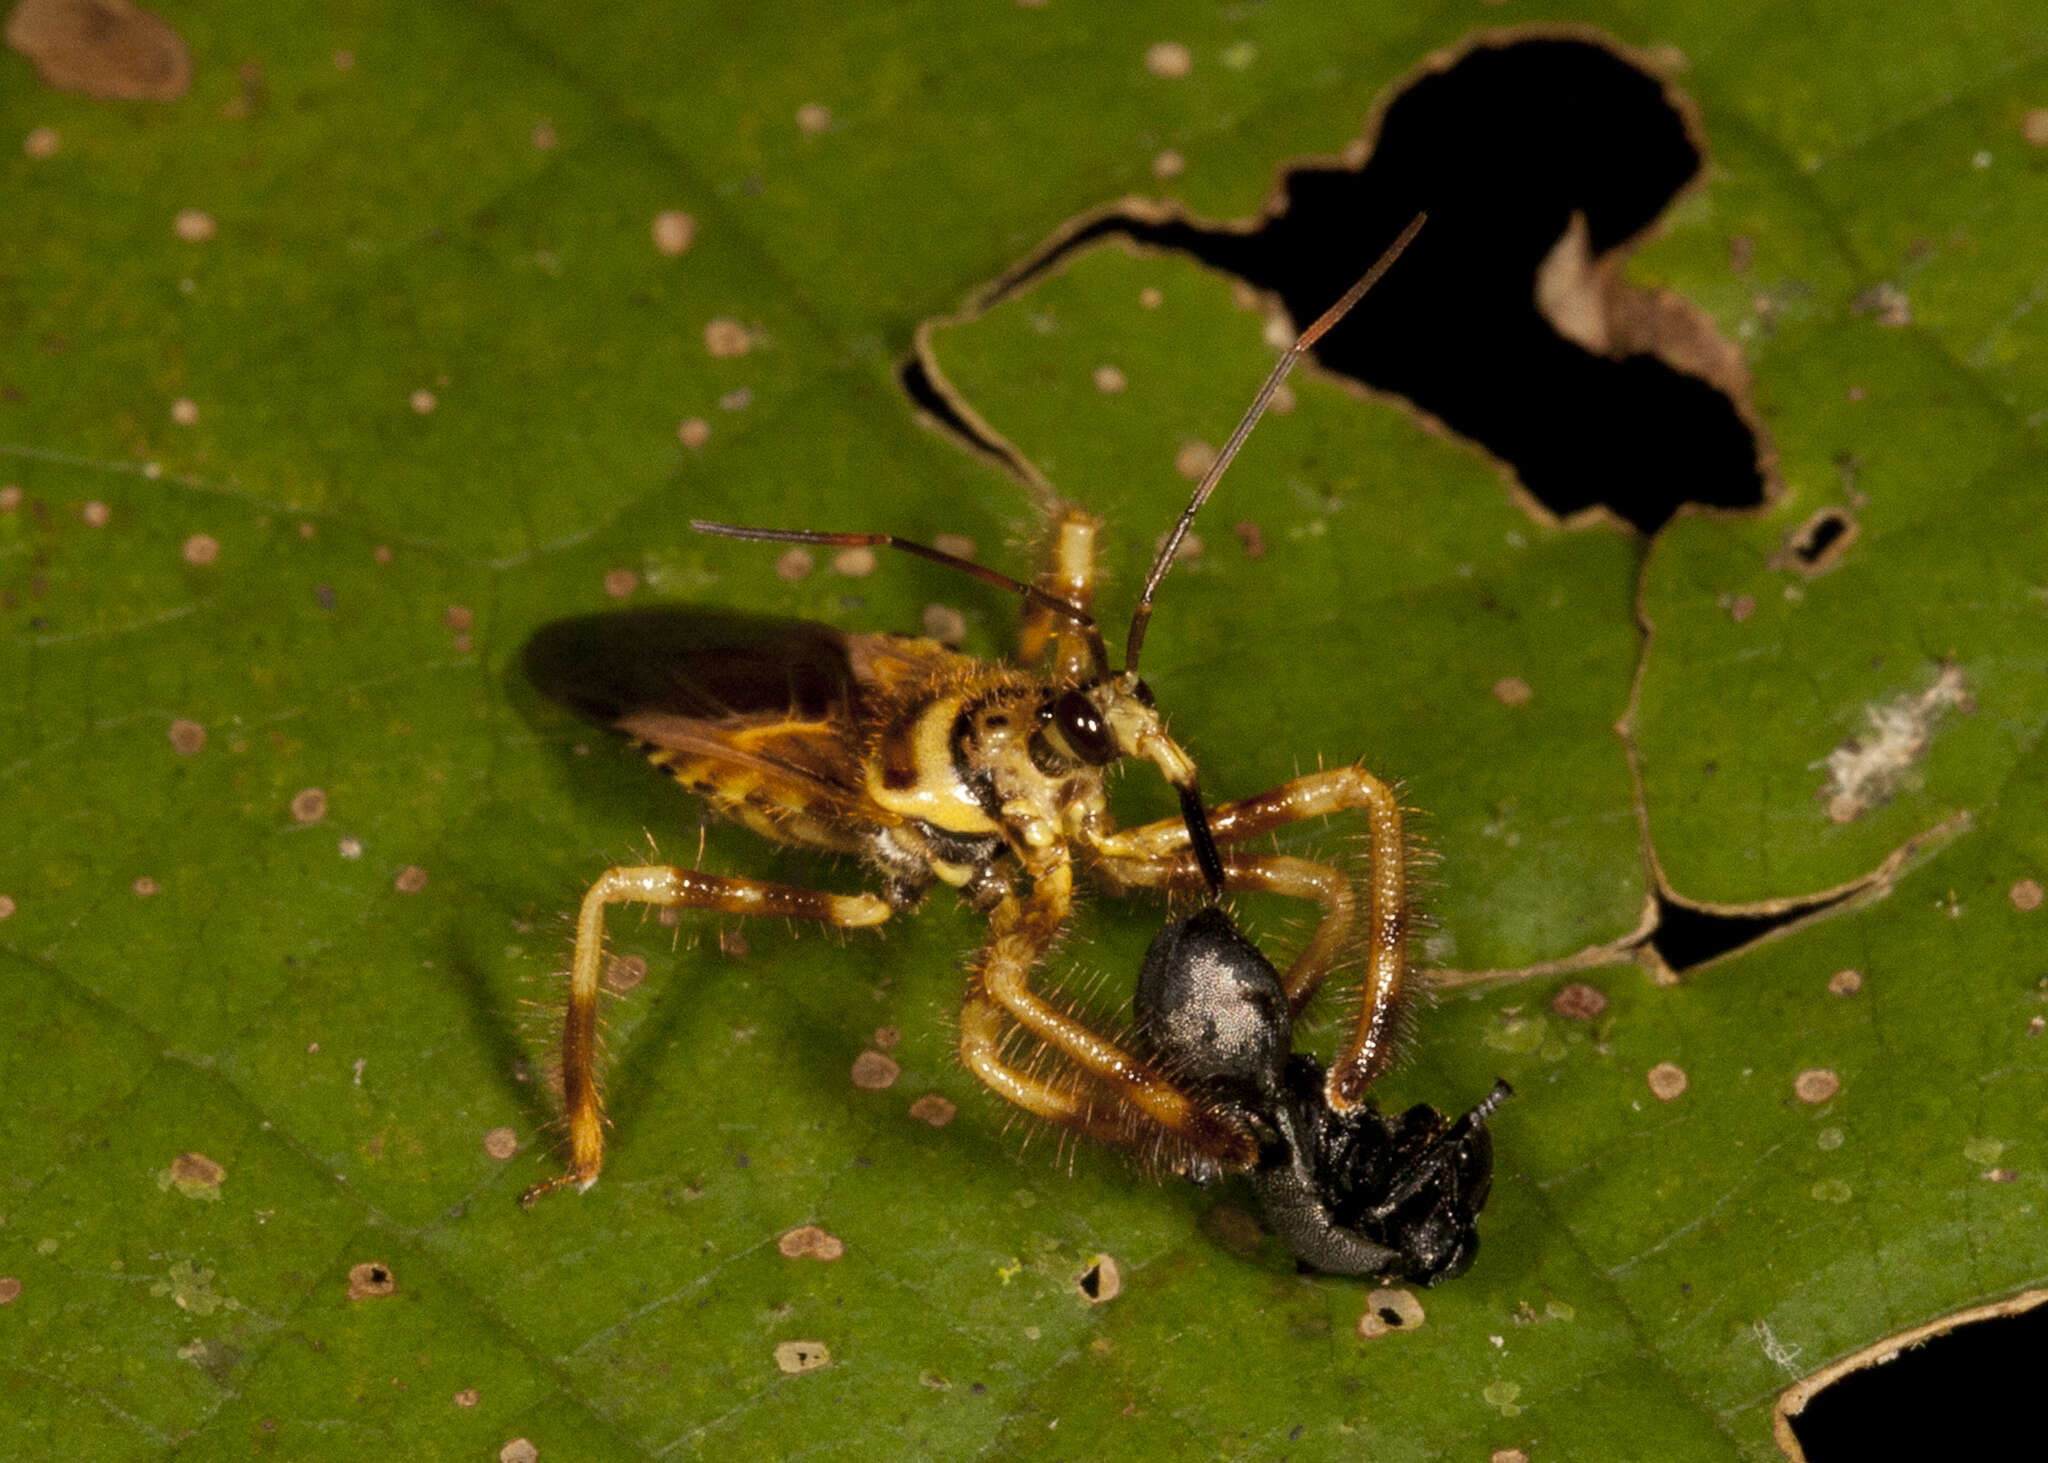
[937,32,1765,534]
[1789,1299,2048,1459]
[1648,888,1854,975]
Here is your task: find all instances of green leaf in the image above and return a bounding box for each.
[4,5,2045,1461]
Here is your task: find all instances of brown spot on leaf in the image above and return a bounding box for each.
[172,207,214,242]
[933,533,976,561]
[651,210,695,256]
[775,547,814,582]
[0,896,15,920]
[703,318,750,358]
[1550,982,1607,1021]
[1357,1286,1425,1338]
[80,499,109,527]
[1230,520,1266,558]
[850,1051,899,1090]
[2011,879,2043,912]
[393,865,428,894]
[497,1440,538,1463]
[290,788,328,823]
[1144,40,1191,78]
[1491,676,1533,707]
[908,1094,956,1127]
[1076,1254,1121,1302]
[795,103,831,135]
[131,875,158,897]
[777,1225,845,1261]
[1646,1061,1688,1101]
[1150,149,1185,180]
[831,546,877,578]
[181,533,219,566]
[409,388,437,414]
[1092,364,1127,393]
[872,1025,900,1050]
[24,125,59,158]
[677,417,710,449]
[443,605,473,632]
[1794,1068,1840,1104]
[773,1340,831,1374]
[0,1277,19,1305]
[482,1127,518,1160]
[169,397,198,426]
[921,604,966,645]
[1828,968,1863,997]
[603,567,638,599]
[1173,440,1217,481]
[168,1152,224,1193]
[6,1,192,100]
[347,1261,397,1300]
[602,954,646,993]
[453,1388,480,1408]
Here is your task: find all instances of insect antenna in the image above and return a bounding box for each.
[1123,212,1427,675]
[690,519,1109,669]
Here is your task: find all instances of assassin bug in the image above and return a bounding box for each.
[520,217,1497,1275]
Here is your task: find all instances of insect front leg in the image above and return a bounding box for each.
[521,865,890,1207]
[1092,764,1411,1112]
[955,859,1260,1168]
[1017,504,1103,680]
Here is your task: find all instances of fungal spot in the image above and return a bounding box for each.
[921,603,966,645]
[80,499,109,527]
[1771,507,1858,577]
[850,1050,900,1090]
[1851,282,1911,328]
[831,546,877,577]
[909,1094,956,1127]
[1151,149,1185,180]
[795,102,831,135]
[1230,520,1266,558]
[651,210,696,256]
[0,1277,18,1305]
[1092,364,1127,393]
[338,836,363,860]
[346,1261,397,1300]
[2012,880,2043,912]
[170,207,215,242]
[719,387,752,411]
[181,532,219,565]
[1828,968,1863,997]
[444,605,473,632]
[393,865,428,894]
[872,1025,901,1050]
[775,547,814,582]
[165,718,206,755]
[1820,664,1970,823]
[1817,1126,1845,1151]
[2029,1016,2046,1038]
[0,896,15,920]
[777,1225,846,1261]
[1144,41,1192,78]
[1794,1068,1840,1104]
[290,787,328,823]
[1076,1254,1121,1302]
[498,1440,538,1463]
[373,544,393,565]
[0,485,20,511]
[482,1127,518,1161]
[1139,286,1163,310]
[1646,1061,1688,1101]
[410,388,437,414]
[530,119,556,150]
[453,1388,480,1407]
[1983,1167,2017,1183]
[24,125,59,158]
[1492,676,1534,707]
[132,875,158,897]
[1357,1287,1425,1338]
[933,533,976,560]
[1173,439,1218,481]
[1550,982,1607,1021]
[602,953,647,993]
[774,1340,831,1374]
[703,318,751,358]
[1492,1451,1531,1463]
[1727,593,1756,622]
[1810,1178,1852,1203]
[677,416,710,449]
[169,397,198,426]
[716,926,748,955]
[8,0,193,100]
[603,567,639,599]
[160,1151,225,1198]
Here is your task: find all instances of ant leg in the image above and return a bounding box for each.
[1017,505,1104,681]
[956,859,1259,1168]
[1092,765,1410,1112]
[521,866,890,1207]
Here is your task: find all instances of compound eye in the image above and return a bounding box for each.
[1051,688,1116,765]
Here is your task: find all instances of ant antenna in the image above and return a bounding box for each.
[1123,212,1426,674]
[691,520,1110,669]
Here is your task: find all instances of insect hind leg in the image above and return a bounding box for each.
[520,865,889,1207]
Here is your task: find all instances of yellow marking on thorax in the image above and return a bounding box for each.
[865,694,1001,837]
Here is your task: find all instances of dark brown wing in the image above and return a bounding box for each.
[522,608,962,831]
